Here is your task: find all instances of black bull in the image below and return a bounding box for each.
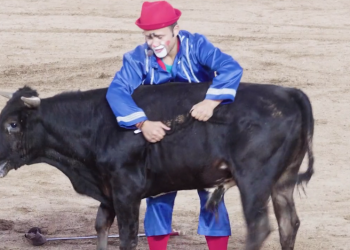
[0,82,314,250]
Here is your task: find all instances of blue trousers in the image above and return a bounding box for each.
[144,190,231,236]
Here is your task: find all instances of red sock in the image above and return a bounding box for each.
[205,236,229,250]
[147,234,170,250]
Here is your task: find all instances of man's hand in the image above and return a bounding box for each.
[190,99,222,121]
[141,121,170,143]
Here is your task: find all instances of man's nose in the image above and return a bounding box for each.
[151,41,160,48]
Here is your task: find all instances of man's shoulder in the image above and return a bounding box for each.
[123,43,149,62]
[178,30,209,44]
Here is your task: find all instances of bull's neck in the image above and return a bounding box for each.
[25,96,113,206]
[37,98,100,163]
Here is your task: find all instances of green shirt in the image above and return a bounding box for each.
[165,63,172,73]
[162,60,174,76]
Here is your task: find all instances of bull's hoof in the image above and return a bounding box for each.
[119,242,137,250]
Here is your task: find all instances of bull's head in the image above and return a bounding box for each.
[0,87,41,178]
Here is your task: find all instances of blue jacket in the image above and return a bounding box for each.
[106,30,243,129]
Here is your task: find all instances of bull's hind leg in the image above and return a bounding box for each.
[272,174,300,250]
[95,203,115,250]
[238,180,272,250]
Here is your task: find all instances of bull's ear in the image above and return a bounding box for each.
[0,91,13,99]
[21,96,41,108]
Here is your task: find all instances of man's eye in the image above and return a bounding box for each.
[10,122,17,128]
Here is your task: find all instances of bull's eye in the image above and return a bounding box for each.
[6,122,20,134]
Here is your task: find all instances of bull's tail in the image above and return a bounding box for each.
[205,186,225,212]
[205,186,225,221]
[289,88,315,186]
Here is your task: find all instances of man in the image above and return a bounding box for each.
[106,1,243,249]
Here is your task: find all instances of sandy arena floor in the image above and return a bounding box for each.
[0,0,349,249]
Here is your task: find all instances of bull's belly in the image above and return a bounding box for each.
[145,161,236,198]
[149,179,236,199]
[144,121,238,198]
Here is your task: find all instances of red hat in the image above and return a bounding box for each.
[135,1,181,30]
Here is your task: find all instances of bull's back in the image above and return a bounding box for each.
[136,83,307,196]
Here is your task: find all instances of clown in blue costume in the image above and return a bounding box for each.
[106,1,243,249]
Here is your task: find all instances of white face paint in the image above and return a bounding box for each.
[152,41,168,58]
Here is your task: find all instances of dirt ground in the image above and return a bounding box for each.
[0,0,349,249]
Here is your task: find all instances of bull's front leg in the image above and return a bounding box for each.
[95,203,115,250]
[113,194,141,250]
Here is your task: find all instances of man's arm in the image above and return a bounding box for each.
[106,53,147,129]
[189,34,243,121]
[106,53,170,142]
[194,34,243,104]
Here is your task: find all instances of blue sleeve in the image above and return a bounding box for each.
[194,34,243,104]
[106,53,148,129]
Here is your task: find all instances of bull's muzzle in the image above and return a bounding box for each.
[0,161,9,178]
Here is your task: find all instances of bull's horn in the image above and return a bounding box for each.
[21,96,41,108]
[0,91,13,99]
